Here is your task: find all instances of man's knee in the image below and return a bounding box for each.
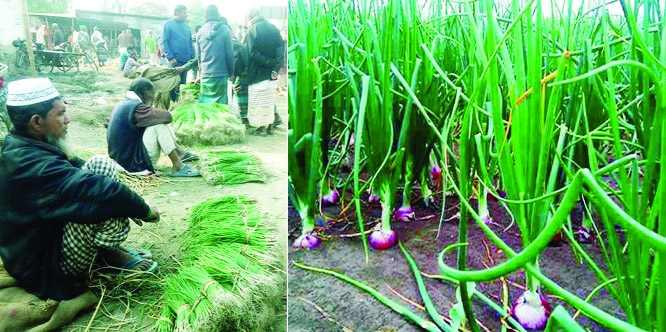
[82,155,119,181]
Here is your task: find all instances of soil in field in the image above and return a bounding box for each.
[6,64,288,331]
[288,191,621,332]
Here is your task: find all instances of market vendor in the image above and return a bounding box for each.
[107,77,201,177]
[0,78,160,301]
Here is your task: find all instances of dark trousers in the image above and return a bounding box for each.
[169,61,188,101]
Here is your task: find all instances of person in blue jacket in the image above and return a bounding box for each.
[162,4,195,101]
[196,5,234,104]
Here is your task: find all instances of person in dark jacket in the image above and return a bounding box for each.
[163,4,195,101]
[232,38,249,124]
[196,5,234,104]
[245,8,285,135]
[107,77,201,177]
[52,23,65,47]
[0,78,160,301]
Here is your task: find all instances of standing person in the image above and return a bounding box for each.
[117,29,131,58]
[91,26,103,47]
[0,78,160,302]
[162,4,195,101]
[196,5,233,104]
[91,27,108,66]
[35,24,46,46]
[52,23,65,47]
[77,26,94,64]
[45,23,53,50]
[144,29,158,66]
[156,37,167,66]
[235,25,246,42]
[244,8,285,135]
[231,39,250,127]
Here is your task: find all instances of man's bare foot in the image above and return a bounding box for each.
[99,248,155,271]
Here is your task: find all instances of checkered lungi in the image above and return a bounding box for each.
[235,84,248,119]
[59,155,131,276]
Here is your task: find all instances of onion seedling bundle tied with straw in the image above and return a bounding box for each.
[156,196,285,332]
[289,0,666,330]
[171,103,245,146]
[200,150,266,185]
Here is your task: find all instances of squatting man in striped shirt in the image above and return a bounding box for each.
[0,78,160,302]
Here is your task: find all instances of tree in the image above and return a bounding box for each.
[131,2,169,18]
[101,0,127,14]
[28,0,70,14]
[186,0,205,32]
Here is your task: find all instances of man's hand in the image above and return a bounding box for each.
[173,66,186,74]
[169,58,178,66]
[131,206,161,226]
[143,207,160,222]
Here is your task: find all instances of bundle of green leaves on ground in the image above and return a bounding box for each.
[156,196,285,332]
[171,103,245,146]
[171,83,200,109]
[200,150,266,186]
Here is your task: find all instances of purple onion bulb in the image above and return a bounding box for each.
[368,227,397,250]
[430,165,442,182]
[292,234,321,250]
[394,206,415,222]
[321,190,340,205]
[510,290,552,330]
[367,193,380,204]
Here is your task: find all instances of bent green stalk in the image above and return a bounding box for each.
[292,261,442,332]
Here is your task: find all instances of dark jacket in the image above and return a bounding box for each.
[0,131,150,300]
[196,18,234,78]
[232,40,249,82]
[245,16,285,85]
[107,98,160,173]
[162,18,194,65]
[53,28,64,46]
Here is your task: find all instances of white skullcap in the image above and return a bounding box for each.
[6,78,60,107]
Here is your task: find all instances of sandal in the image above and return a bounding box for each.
[117,257,158,274]
[169,165,201,177]
[251,128,266,136]
[126,248,153,260]
[181,152,200,163]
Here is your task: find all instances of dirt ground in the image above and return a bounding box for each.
[5,63,287,331]
[288,193,621,332]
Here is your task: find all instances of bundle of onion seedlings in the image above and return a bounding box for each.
[157,196,284,332]
[200,150,266,186]
[171,103,245,146]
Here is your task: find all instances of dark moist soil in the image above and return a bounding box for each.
[288,192,620,332]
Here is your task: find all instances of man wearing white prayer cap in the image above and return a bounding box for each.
[0,78,160,301]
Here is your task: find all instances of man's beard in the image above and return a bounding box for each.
[46,134,76,160]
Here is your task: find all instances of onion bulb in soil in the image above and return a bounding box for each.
[510,290,552,330]
[430,165,442,183]
[321,189,340,205]
[292,233,321,250]
[368,224,396,250]
[394,206,415,222]
[367,193,380,204]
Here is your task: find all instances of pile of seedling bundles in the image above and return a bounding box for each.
[200,150,266,186]
[171,103,245,146]
[156,196,284,332]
